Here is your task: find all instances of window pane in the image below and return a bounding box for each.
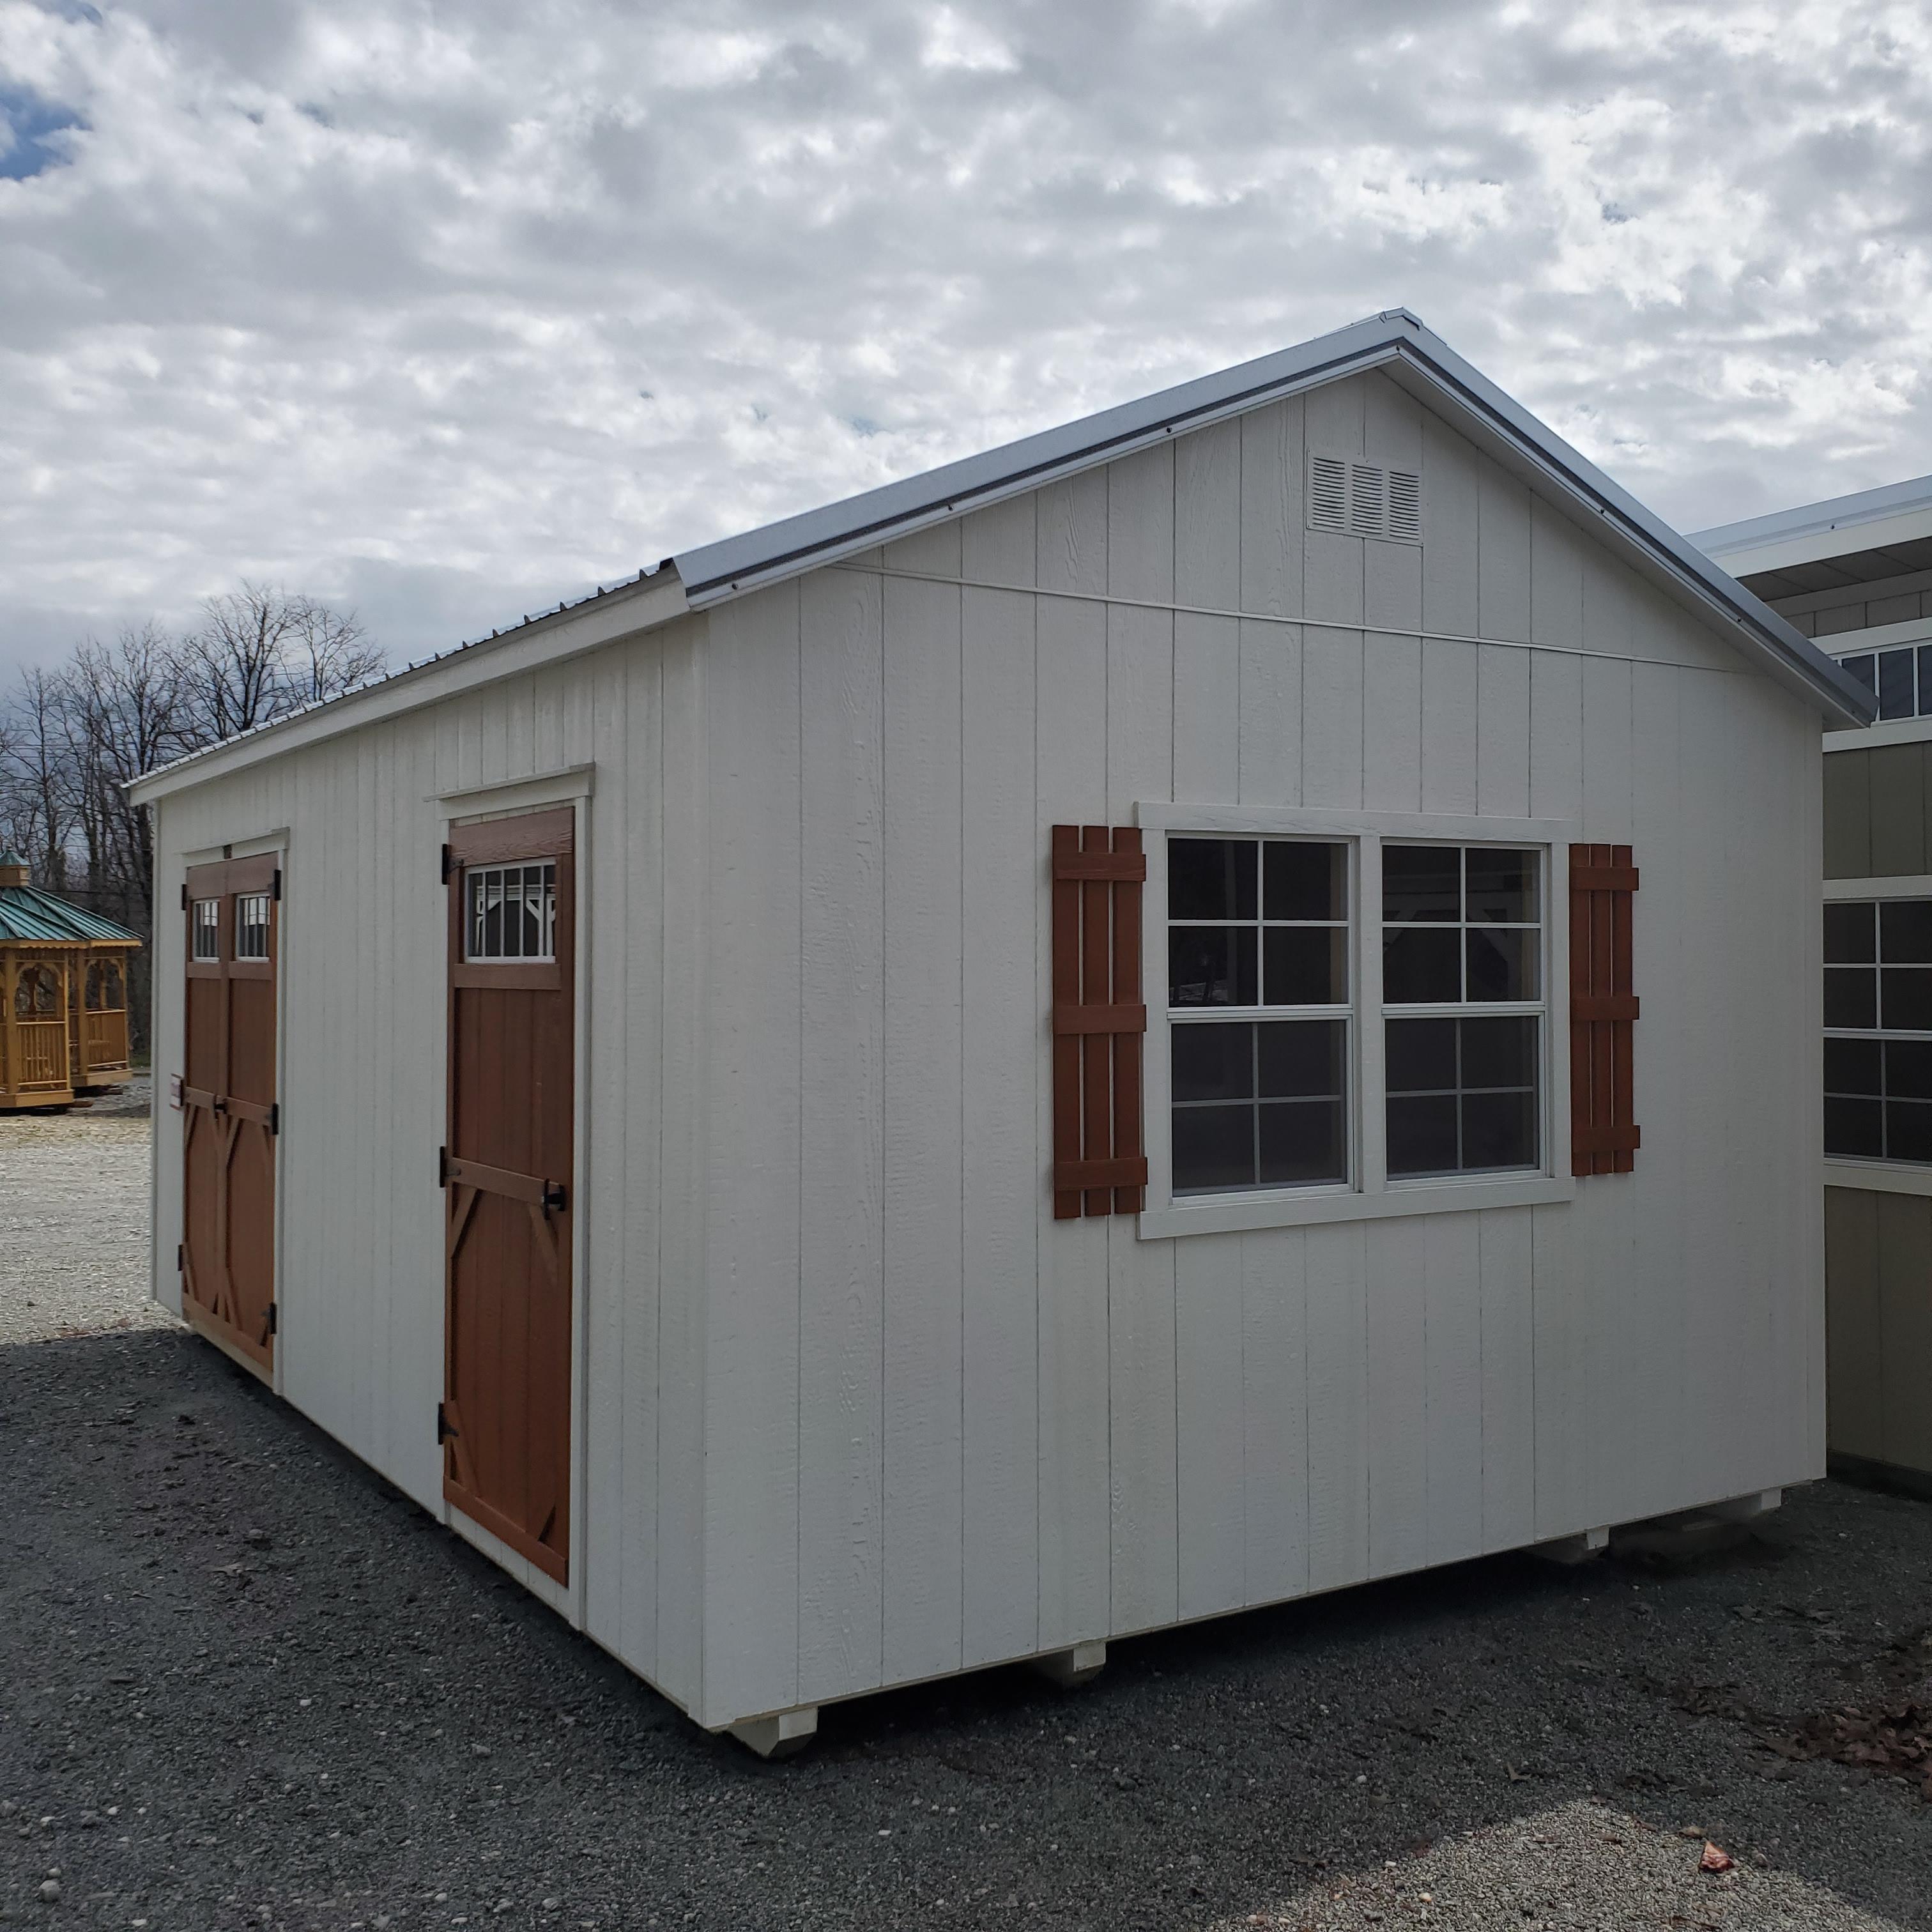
[1825,1095,1883,1158]
[1462,1015,1538,1089]
[1172,1023,1254,1103]
[1881,968,1932,1031]
[1259,1100,1346,1185]
[1383,845,1460,923]
[1466,849,1538,924]
[1173,1105,1256,1192]
[1881,900,1932,963]
[1387,1094,1458,1177]
[1889,1039,1932,1101]
[1258,1019,1344,1099]
[1825,968,1878,1029]
[1466,928,1537,1002]
[1824,901,1876,965]
[1880,648,1915,721]
[1169,838,1256,921]
[1888,1100,1932,1163]
[1383,926,1460,1002]
[1385,1017,1456,1092]
[1462,1091,1537,1170]
[1824,1035,1882,1097]
[1263,841,1345,921]
[1264,926,1346,1005]
[1169,927,1257,1006]
[1839,653,1877,697]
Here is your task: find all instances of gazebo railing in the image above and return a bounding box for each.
[13,1018,70,1089]
[83,1008,129,1071]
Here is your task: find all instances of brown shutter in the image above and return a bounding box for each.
[1568,843,1639,1177]
[1051,825,1149,1217]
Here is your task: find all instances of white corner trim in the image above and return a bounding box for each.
[1825,1159,1932,1199]
[438,762,595,818]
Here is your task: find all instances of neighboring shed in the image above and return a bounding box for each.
[1697,477,1932,1494]
[0,850,141,1109]
[131,309,1870,1755]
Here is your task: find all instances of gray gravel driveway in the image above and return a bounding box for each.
[4,1324,1931,1930]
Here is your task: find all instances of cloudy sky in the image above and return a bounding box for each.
[2,1,1929,677]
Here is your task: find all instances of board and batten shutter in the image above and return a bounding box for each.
[1050,825,1149,1218]
[1568,843,1639,1177]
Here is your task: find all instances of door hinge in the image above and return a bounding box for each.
[440,843,454,884]
[437,1145,449,1188]
[542,1180,567,1215]
[265,1302,278,1337]
[267,1101,280,1136]
[271,866,282,903]
[180,882,188,911]
[436,1400,454,1444]
[176,1241,184,1273]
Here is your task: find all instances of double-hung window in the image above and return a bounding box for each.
[1148,815,1561,1233]
[1167,837,1351,1193]
[1825,897,1932,1163]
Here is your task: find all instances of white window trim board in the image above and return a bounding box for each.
[1825,1159,1932,1198]
[1135,802,1577,1241]
[1824,875,1932,900]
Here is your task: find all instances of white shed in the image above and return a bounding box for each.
[131,309,1873,1755]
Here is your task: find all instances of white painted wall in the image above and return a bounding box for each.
[149,369,1825,1735]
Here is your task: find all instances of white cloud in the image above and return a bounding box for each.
[0,0,1928,675]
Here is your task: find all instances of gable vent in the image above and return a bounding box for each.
[1307,452,1423,544]
[1308,454,1349,533]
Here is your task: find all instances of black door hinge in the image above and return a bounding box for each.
[440,843,454,884]
[436,1401,454,1444]
[437,1145,449,1188]
[265,1302,278,1337]
[271,867,282,903]
[176,1241,184,1273]
[542,1180,567,1215]
[180,882,188,911]
[267,1101,280,1136]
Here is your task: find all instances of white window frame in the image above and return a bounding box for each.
[1137,804,1576,1240]
[191,897,220,962]
[233,892,271,961]
[464,857,559,964]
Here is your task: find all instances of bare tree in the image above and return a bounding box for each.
[0,666,78,889]
[178,582,382,743]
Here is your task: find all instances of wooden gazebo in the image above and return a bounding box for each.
[0,851,141,1110]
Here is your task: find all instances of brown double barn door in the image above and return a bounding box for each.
[181,854,279,1376]
[442,809,576,1584]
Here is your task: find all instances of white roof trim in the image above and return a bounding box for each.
[1691,471,1932,560]
[132,309,1872,804]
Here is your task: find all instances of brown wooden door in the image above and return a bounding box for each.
[181,854,280,1376]
[442,808,575,1584]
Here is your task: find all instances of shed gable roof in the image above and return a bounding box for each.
[130,307,1871,804]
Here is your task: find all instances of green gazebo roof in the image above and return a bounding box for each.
[0,855,141,944]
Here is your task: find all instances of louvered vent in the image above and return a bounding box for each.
[1308,455,1348,533]
[1307,453,1424,544]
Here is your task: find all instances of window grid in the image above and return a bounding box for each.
[1382,844,1545,1181]
[191,898,220,961]
[1824,896,1932,1164]
[1835,643,1932,724]
[466,861,558,963]
[1168,836,1354,1196]
[234,893,270,960]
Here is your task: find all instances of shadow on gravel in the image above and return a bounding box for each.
[3,1327,1930,1930]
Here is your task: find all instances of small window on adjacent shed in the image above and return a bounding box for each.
[234,893,271,960]
[192,898,220,961]
[466,861,558,963]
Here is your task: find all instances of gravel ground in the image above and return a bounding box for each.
[3,1326,1931,1931]
[0,1077,167,1348]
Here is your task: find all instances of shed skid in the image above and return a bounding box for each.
[134,316,1857,1747]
